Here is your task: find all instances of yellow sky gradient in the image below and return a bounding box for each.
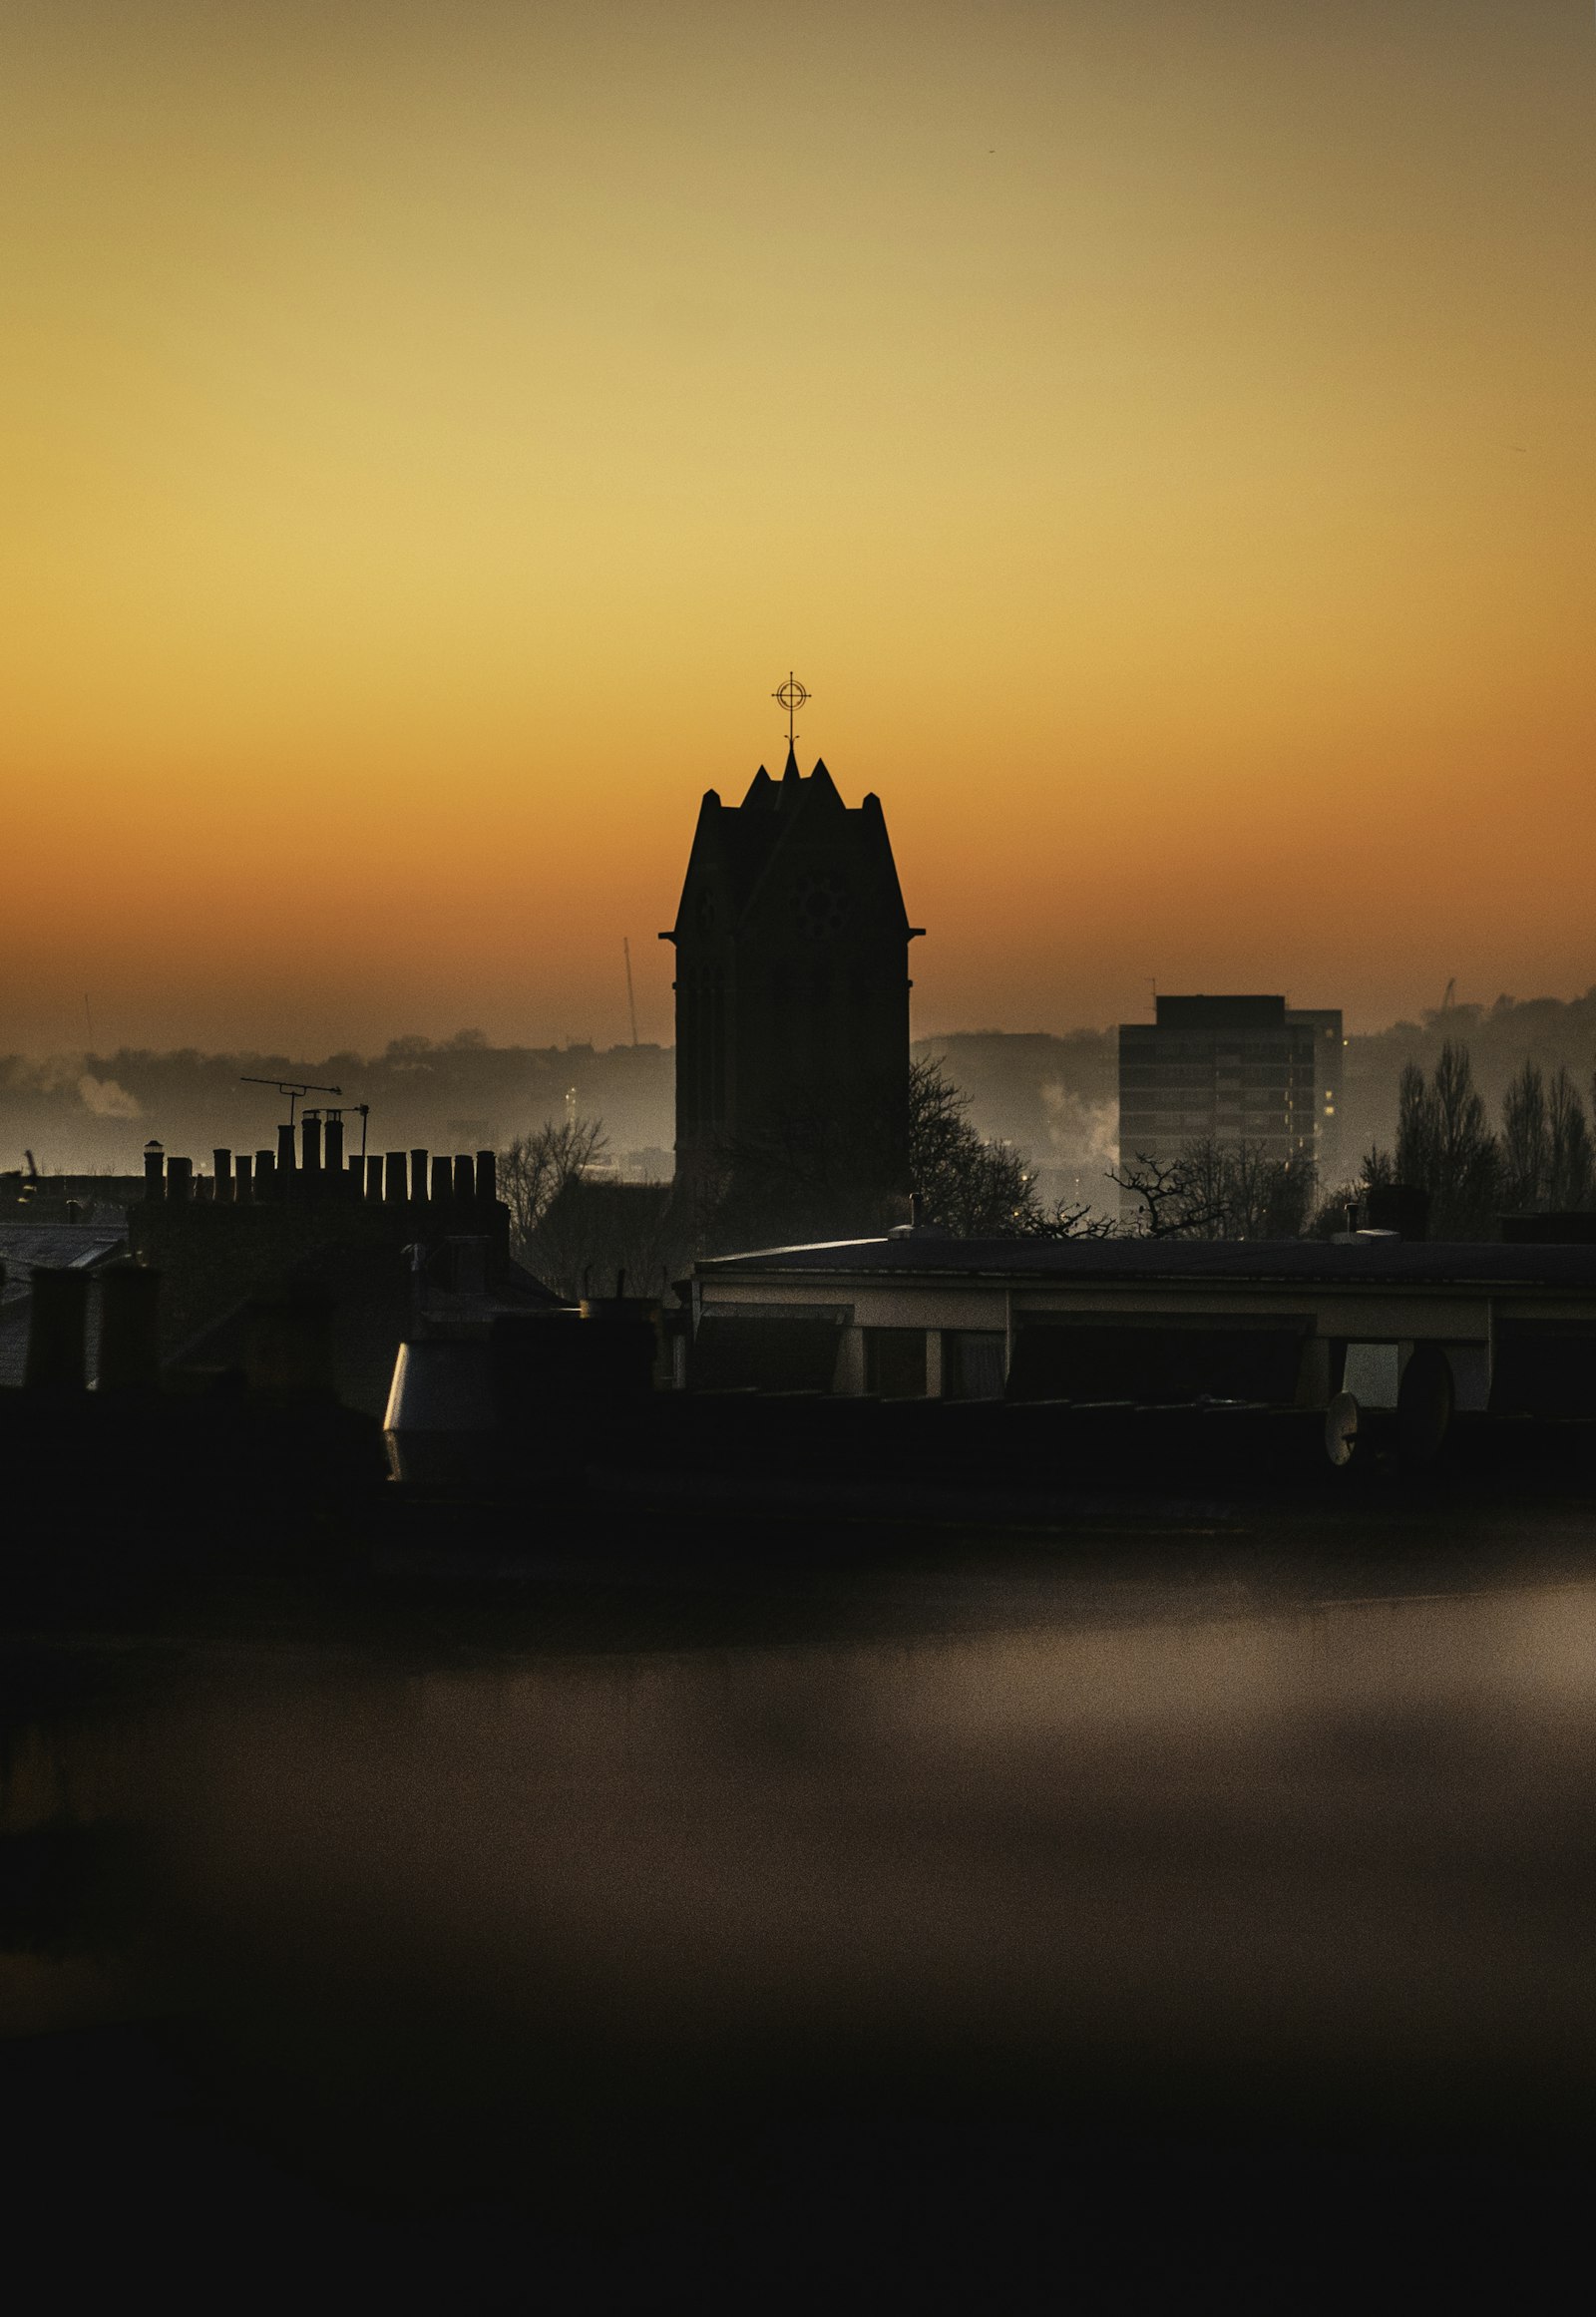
[3,0,1594,1053]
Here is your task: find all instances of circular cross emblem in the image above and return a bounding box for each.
[772,669,811,752]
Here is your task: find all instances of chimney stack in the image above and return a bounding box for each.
[24,1267,89,1390]
[96,1265,162,1391]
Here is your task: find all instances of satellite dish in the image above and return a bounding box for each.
[1324,1390,1359,1468]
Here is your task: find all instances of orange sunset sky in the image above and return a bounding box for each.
[3,0,1594,1056]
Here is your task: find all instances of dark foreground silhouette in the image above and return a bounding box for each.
[3,1500,1596,2302]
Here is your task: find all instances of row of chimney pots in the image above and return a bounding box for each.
[145,1135,499,1206]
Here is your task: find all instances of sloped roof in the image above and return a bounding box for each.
[0,1225,127,1274]
[0,1224,128,1387]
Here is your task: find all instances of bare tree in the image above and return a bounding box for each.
[1109,1150,1231,1239]
[1112,1139,1314,1241]
[909,1060,1117,1237]
[498,1116,608,1257]
[1019,1198,1117,1242]
[909,1059,1036,1234]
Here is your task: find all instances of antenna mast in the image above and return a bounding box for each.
[240,1074,342,1129]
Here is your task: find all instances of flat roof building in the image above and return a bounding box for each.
[1118,995,1344,1199]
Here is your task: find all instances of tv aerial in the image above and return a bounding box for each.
[240,1075,342,1129]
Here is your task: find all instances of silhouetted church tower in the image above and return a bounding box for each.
[662,728,922,1213]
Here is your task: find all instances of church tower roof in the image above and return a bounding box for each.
[663,755,915,949]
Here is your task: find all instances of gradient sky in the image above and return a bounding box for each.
[4,0,1594,1055]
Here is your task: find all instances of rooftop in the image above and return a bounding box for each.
[698,1233,1596,1292]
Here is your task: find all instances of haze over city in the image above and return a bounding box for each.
[5,0,1595,1057]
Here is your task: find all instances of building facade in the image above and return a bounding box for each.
[662,748,922,1209]
[1117,994,1344,1191]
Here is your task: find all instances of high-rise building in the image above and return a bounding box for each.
[662,747,921,1207]
[1117,994,1344,1190]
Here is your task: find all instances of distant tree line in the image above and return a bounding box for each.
[500,1033,1596,1295]
[1372,1039,1596,1239]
